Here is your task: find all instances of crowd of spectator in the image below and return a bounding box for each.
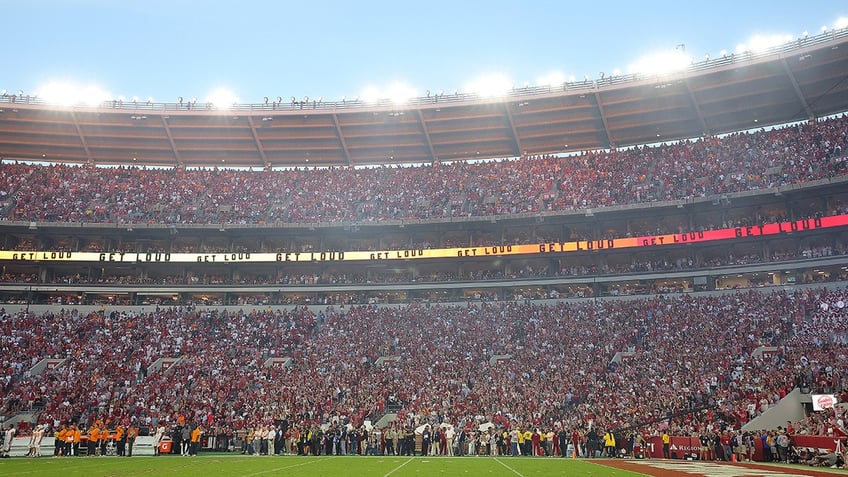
[1,99,847,467]
[1,287,846,446]
[1,115,845,225]
[2,270,846,310]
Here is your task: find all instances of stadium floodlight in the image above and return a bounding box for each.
[37,81,111,107]
[745,34,792,53]
[205,88,238,109]
[821,25,828,33]
[464,73,512,98]
[628,49,690,76]
[353,84,413,105]
[836,17,848,30]
[385,82,416,105]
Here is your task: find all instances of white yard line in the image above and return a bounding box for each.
[240,456,326,476]
[494,457,525,477]
[383,457,414,477]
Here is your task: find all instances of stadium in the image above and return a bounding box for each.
[1,14,847,477]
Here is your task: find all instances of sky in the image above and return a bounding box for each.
[2,0,847,105]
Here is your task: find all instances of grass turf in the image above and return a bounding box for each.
[0,454,644,476]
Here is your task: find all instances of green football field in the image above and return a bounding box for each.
[0,454,642,476]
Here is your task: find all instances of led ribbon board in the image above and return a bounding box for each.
[1,214,846,264]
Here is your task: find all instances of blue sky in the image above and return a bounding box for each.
[3,0,846,104]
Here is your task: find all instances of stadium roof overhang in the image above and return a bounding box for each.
[1,30,848,169]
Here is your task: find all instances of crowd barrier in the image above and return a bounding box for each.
[645,434,846,461]
[5,433,844,460]
[5,436,157,457]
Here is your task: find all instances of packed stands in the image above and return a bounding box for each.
[1,91,848,468]
[2,287,846,442]
[1,115,846,225]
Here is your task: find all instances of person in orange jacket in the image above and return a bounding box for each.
[55,425,67,456]
[73,425,82,456]
[114,426,126,456]
[88,424,100,456]
[64,424,76,456]
[190,426,202,456]
[100,425,110,456]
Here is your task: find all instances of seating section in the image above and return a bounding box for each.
[1,288,846,437]
[1,112,847,444]
[1,115,845,225]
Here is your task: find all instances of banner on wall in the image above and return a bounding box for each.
[646,434,847,461]
[1,214,846,264]
[811,394,837,411]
